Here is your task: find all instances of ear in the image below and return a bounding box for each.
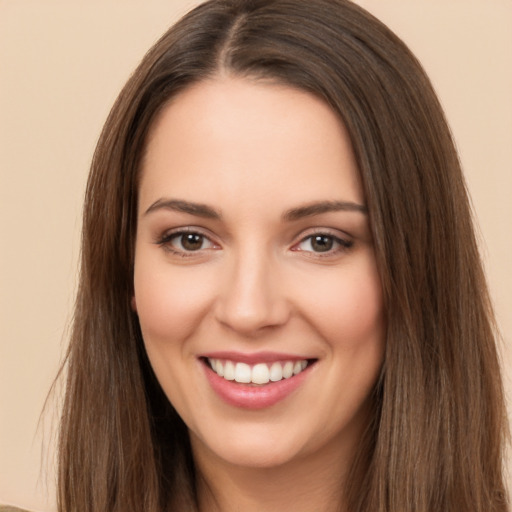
[131,295,137,312]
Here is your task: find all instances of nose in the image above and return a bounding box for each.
[213,248,291,336]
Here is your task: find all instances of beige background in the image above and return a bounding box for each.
[1,1,511,510]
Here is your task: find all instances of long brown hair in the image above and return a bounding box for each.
[57,0,510,510]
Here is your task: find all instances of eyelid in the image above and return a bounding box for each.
[154,225,353,258]
[154,226,221,255]
[290,228,353,256]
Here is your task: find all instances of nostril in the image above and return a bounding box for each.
[213,296,291,335]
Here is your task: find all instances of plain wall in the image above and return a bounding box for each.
[1,1,510,510]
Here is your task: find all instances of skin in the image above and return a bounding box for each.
[133,76,385,512]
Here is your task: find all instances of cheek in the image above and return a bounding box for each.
[133,260,215,416]
[300,259,384,350]
[133,260,216,343]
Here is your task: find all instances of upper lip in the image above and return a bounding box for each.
[200,351,314,364]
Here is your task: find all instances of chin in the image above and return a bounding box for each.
[190,422,312,470]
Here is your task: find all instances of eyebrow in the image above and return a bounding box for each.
[144,198,367,221]
[282,200,367,221]
[144,198,221,219]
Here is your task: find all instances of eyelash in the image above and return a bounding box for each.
[291,230,353,257]
[155,228,353,258]
[155,227,217,257]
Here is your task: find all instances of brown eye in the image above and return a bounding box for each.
[178,233,205,251]
[157,229,217,256]
[294,232,353,255]
[310,235,334,252]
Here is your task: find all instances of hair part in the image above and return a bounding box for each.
[56,1,510,511]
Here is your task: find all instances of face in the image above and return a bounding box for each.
[134,77,384,472]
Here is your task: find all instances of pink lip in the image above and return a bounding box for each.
[201,357,314,410]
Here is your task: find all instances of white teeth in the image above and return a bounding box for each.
[269,362,283,382]
[208,358,310,385]
[234,362,252,383]
[252,363,270,384]
[282,361,294,379]
[224,360,235,380]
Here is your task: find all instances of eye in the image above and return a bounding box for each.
[173,232,211,251]
[156,229,218,255]
[293,232,353,255]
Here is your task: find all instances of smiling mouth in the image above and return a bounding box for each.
[203,357,316,386]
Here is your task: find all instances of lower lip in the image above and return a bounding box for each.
[202,361,313,410]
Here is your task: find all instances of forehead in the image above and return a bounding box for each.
[139,76,364,213]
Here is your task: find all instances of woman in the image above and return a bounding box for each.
[55,0,510,511]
